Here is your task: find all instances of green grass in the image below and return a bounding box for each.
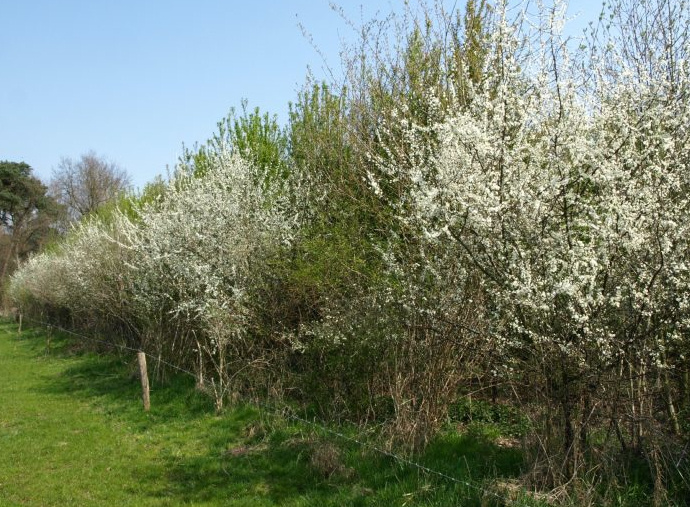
[0,320,535,506]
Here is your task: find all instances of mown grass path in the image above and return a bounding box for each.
[0,321,525,506]
[0,321,228,506]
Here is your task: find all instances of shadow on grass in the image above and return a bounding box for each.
[22,326,526,506]
[141,416,527,506]
[31,328,213,417]
[135,429,523,506]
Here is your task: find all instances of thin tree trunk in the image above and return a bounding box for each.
[664,369,680,436]
[1,240,16,281]
[561,367,577,479]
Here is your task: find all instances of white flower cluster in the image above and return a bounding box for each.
[9,148,294,349]
[127,149,291,332]
[373,1,690,366]
[8,216,134,326]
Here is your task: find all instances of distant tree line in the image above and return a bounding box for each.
[0,153,131,287]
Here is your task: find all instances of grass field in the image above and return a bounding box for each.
[0,320,536,506]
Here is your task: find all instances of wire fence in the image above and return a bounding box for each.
[11,314,535,506]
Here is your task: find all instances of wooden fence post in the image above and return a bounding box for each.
[46,325,52,355]
[195,339,204,390]
[137,351,151,412]
[17,313,22,334]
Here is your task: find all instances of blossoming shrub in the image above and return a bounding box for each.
[10,144,294,407]
[9,215,137,342]
[270,2,497,449]
[371,0,690,495]
[125,146,294,404]
[8,0,690,501]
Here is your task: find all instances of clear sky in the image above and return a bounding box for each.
[1,0,603,190]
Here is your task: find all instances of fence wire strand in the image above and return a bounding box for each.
[15,315,530,506]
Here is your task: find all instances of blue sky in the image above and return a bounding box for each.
[1,0,602,190]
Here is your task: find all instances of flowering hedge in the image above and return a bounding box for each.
[9,0,690,501]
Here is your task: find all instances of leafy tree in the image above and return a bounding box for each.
[0,161,62,281]
[180,102,289,190]
[225,100,289,184]
[276,0,494,447]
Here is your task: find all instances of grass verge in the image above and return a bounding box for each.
[0,320,539,506]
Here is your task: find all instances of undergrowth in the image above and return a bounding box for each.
[0,320,674,506]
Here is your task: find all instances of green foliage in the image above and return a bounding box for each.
[92,175,167,225]
[137,175,168,205]
[0,161,34,220]
[0,160,63,282]
[289,83,351,179]
[226,100,289,184]
[0,161,57,231]
[181,101,289,191]
[92,192,136,224]
[448,398,531,439]
[277,80,390,343]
